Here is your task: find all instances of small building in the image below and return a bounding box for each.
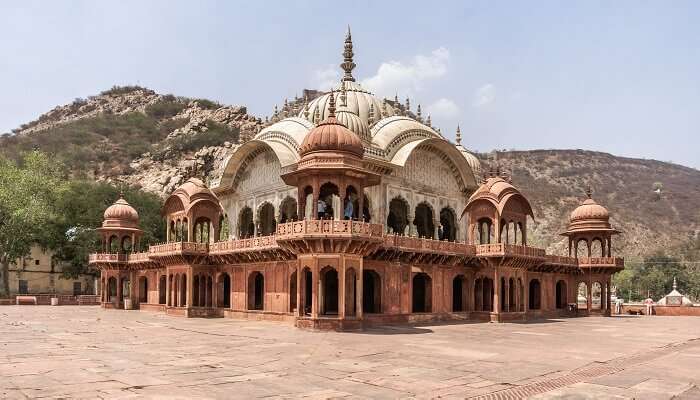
[8,245,96,296]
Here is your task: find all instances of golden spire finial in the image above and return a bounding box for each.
[341,26,356,82]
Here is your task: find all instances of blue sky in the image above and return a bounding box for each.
[1,1,698,169]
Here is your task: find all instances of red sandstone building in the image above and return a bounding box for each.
[89,30,623,329]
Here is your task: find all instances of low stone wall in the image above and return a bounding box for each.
[0,294,99,305]
[139,303,166,313]
[619,304,700,316]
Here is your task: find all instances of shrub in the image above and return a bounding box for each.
[100,85,150,96]
[145,99,186,119]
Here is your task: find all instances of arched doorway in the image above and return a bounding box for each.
[108,277,117,303]
[578,282,588,309]
[320,267,339,315]
[159,275,166,305]
[500,277,507,312]
[345,268,357,316]
[301,267,312,316]
[219,215,230,241]
[508,277,516,311]
[362,194,371,222]
[248,272,264,310]
[556,280,567,309]
[180,275,187,307]
[258,203,276,236]
[138,277,148,303]
[289,270,297,313]
[592,282,602,310]
[387,197,408,235]
[193,275,201,307]
[238,207,254,238]
[362,270,381,313]
[412,273,432,313]
[529,279,541,310]
[219,273,231,308]
[414,203,435,239]
[440,208,457,241]
[453,275,467,312]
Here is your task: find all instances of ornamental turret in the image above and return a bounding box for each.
[97,194,143,253]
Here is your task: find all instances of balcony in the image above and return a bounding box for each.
[88,253,127,264]
[209,236,293,263]
[147,242,210,265]
[475,243,546,258]
[370,235,474,265]
[578,256,624,271]
[275,220,384,255]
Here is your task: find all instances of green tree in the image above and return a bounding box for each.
[0,152,68,297]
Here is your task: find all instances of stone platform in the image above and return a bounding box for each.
[0,306,698,399]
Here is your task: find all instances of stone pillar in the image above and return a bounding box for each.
[587,282,592,312]
[492,269,500,315]
[407,217,414,237]
[433,219,440,240]
[186,272,192,308]
[311,262,319,318]
[505,278,510,312]
[339,258,346,319]
[356,261,364,320]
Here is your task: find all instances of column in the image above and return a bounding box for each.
[433,219,440,240]
[311,262,319,318]
[587,282,592,312]
[407,216,414,237]
[339,258,346,319]
[356,261,364,319]
[505,278,510,312]
[186,272,193,308]
[492,269,500,314]
[606,278,612,316]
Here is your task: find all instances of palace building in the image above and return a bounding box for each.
[89,29,624,329]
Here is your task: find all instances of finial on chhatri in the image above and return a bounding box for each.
[303,103,310,119]
[455,125,462,144]
[426,114,432,127]
[273,105,279,116]
[585,186,593,199]
[405,97,410,111]
[118,188,124,199]
[314,108,320,124]
[368,103,375,122]
[341,25,356,82]
[673,276,677,290]
[416,104,422,120]
[328,91,336,117]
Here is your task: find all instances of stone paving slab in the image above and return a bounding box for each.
[1,307,699,399]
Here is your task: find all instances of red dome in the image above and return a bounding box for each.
[570,198,610,222]
[299,116,364,158]
[102,197,139,228]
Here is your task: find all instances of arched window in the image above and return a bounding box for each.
[169,221,176,242]
[478,218,493,244]
[414,203,435,239]
[362,270,381,313]
[345,268,357,316]
[529,279,541,310]
[219,215,230,241]
[109,235,119,253]
[412,273,432,313]
[238,207,254,238]
[248,271,264,310]
[556,280,567,309]
[319,182,340,219]
[122,236,132,253]
[320,267,339,315]
[175,220,182,241]
[258,203,276,236]
[280,197,298,223]
[194,218,211,243]
[303,186,313,220]
[387,197,408,235]
[362,194,371,222]
[591,239,604,257]
[440,208,457,241]
[576,239,589,258]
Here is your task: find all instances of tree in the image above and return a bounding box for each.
[0,152,67,297]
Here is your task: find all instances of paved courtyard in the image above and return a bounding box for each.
[1,307,699,399]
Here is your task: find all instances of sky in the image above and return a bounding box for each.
[1,1,698,169]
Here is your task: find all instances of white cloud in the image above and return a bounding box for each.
[426,98,460,119]
[311,65,339,91]
[473,83,495,107]
[361,47,450,97]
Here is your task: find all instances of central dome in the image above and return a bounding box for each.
[103,196,139,228]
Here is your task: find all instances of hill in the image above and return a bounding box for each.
[2,87,698,259]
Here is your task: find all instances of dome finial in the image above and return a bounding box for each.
[341,26,356,82]
[328,90,336,118]
[426,114,432,127]
[416,104,422,121]
[585,186,593,199]
[673,276,677,290]
[456,125,462,144]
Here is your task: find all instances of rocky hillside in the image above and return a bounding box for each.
[2,87,698,258]
[484,150,700,258]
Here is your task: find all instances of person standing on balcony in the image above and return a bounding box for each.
[344,198,354,220]
[317,199,326,219]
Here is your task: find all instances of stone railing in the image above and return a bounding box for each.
[381,235,472,254]
[209,235,279,253]
[88,253,127,263]
[127,252,151,263]
[475,243,546,258]
[578,256,624,267]
[276,220,383,239]
[148,242,209,256]
[544,255,578,266]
